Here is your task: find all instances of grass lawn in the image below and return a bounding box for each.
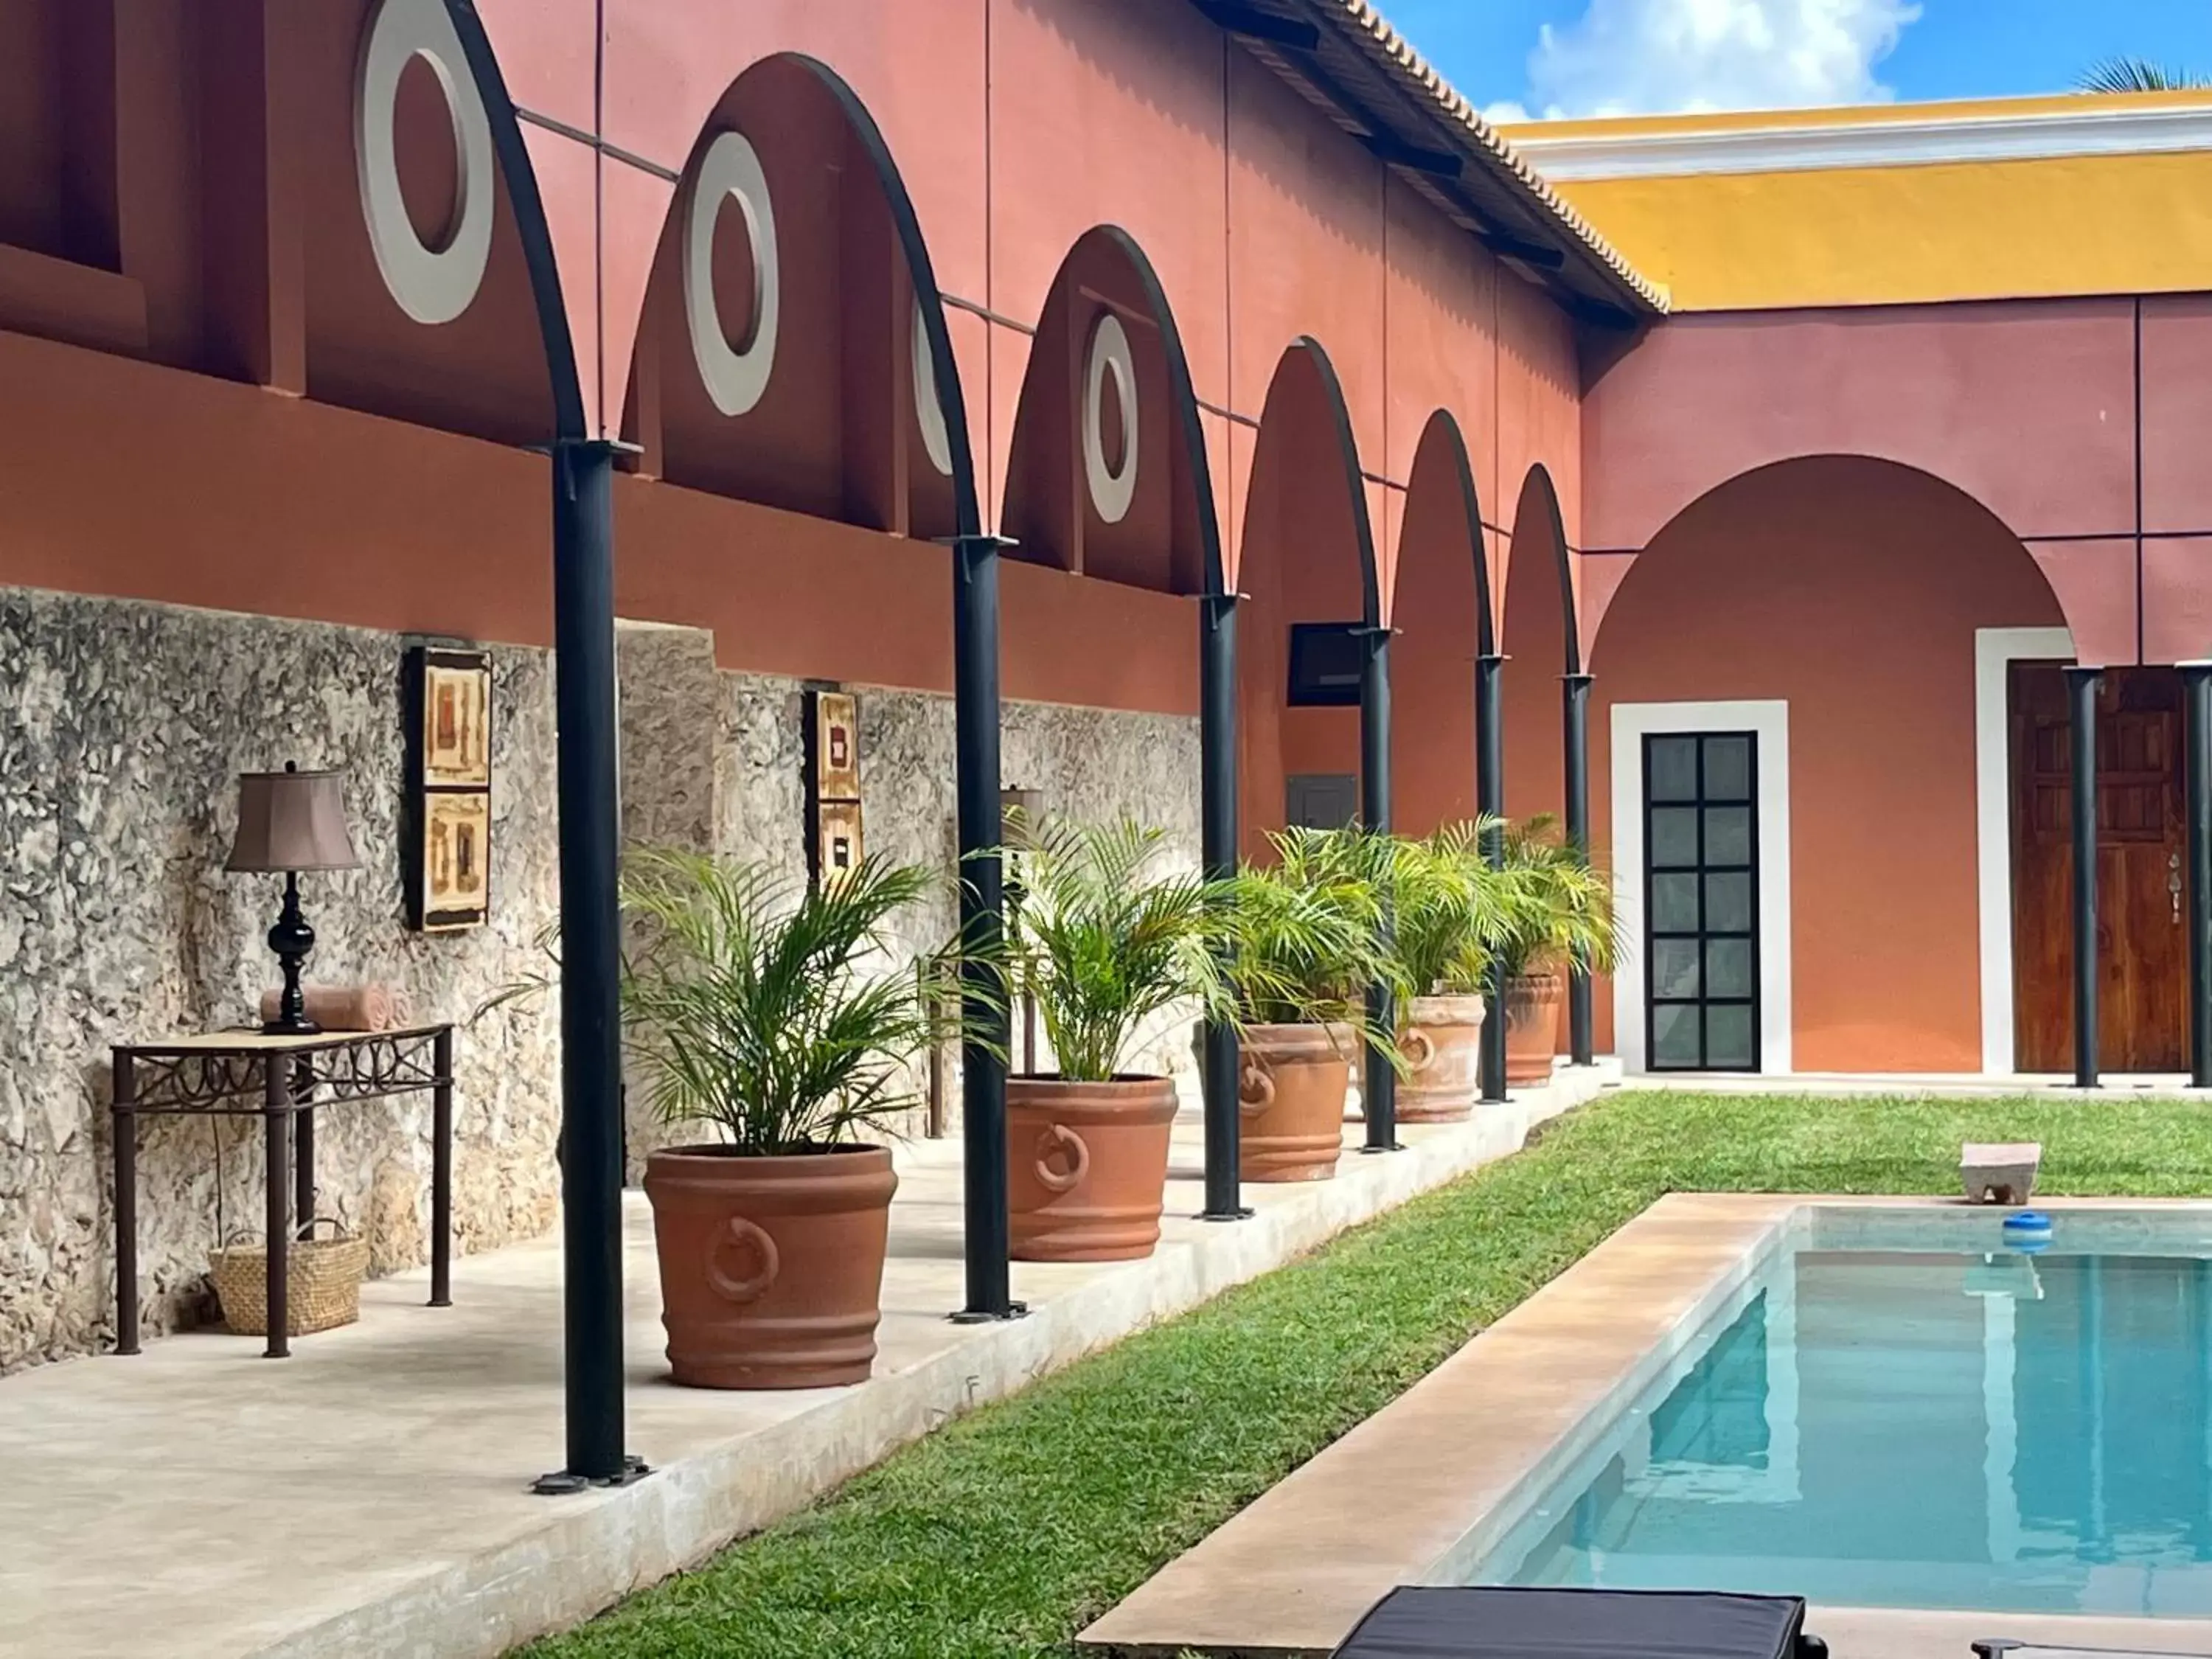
[524,1088,2212,1659]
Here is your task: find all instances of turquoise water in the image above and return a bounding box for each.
[1475,1215,2212,1616]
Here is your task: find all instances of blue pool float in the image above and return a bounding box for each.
[2002,1210,2053,1253]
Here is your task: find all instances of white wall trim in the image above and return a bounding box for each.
[1611,700,1792,1076]
[1513,103,2212,181]
[1974,627,2076,1074]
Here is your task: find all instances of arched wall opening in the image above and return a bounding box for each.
[1590,454,2068,1074]
[1500,465,1576,824]
[1391,411,1492,838]
[1237,341,1377,860]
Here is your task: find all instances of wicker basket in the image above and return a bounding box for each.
[209,1219,369,1338]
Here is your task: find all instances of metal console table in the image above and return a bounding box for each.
[110,1025,455,1359]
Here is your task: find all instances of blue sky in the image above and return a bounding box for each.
[1381,0,2212,121]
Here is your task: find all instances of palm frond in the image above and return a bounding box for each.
[508,848,950,1152]
[1004,815,1228,1082]
[2079,57,2206,94]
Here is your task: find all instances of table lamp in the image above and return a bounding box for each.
[226,763,360,1034]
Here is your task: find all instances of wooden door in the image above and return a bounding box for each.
[2011,663,2187,1073]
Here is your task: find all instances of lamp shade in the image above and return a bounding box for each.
[226,767,359,874]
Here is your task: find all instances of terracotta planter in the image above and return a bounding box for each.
[1239,1023,1354,1183]
[1398,993,1487,1123]
[1007,1076,1176,1262]
[643,1143,897,1390]
[1504,973,1565,1087]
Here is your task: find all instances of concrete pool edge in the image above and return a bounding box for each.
[1077,1195,2212,1659]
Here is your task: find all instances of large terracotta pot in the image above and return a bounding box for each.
[643,1143,897,1390]
[1504,973,1565,1087]
[1398,993,1487,1123]
[1007,1076,1177,1262]
[1239,1023,1354,1183]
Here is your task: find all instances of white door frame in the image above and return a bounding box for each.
[1973,626,2076,1074]
[1611,700,1793,1075]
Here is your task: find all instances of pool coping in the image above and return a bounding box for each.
[1077,1194,2212,1659]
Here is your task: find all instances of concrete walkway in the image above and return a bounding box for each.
[1,1063,1615,1659]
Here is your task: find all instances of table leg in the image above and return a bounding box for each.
[294,1081,316,1231]
[431,1028,453,1307]
[114,1055,139,1357]
[264,1062,291,1359]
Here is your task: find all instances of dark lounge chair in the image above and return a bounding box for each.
[1329,1586,1829,1659]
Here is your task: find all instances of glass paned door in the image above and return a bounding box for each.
[1644,732,1760,1071]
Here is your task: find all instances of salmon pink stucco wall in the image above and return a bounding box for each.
[1587,456,2067,1071]
[0,329,1195,717]
[1582,297,2212,668]
[465,0,1585,611]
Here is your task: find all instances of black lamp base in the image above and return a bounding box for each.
[262,872,319,1036]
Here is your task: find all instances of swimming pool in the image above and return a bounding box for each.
[1473,1208,2212,1618]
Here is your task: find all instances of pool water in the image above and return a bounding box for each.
[1475,1214,2212,1617]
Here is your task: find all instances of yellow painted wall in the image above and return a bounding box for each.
[1504,93,2212,312]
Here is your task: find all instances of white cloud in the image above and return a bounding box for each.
[1518,0,1922,119]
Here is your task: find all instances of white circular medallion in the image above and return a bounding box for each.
[913,297,955,479]
[686,132,779,418]
[355,0,496,326]
[1084,313,1138,525]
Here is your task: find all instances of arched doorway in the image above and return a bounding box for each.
[1588,455,2139,1078]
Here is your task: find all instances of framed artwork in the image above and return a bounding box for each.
[803,686,863,890]
[421,655,493,786]
[813,692,860,801]
[404,645,494,931]
[816,800,864,886]
[422,792,492,928]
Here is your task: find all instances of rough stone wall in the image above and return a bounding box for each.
[613,645,1203,1165]
[2,594,1201,1371]
[0,588,563,1373]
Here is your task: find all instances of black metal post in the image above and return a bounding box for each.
[1562,672,1595,1066]
[1476,653,1509,1102]
[1360,625,1399,1152]
[954,534,1020,1321]
[1199,593,1251,1219]
[2185,664,2212,1088]
[538,438,639,1491]
[2066,664,2102,1090]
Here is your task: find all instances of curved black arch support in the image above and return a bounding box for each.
[777,55,1015,1317]
[445,1,587,443]
[1512,462,1597,1068]
[1410,410,1510,1101]
[1416,409,1499,658]
[1031,223,1248,1217]
[443,0,635,1490]
[785,55,984,540]
[1291,338,1384,630]
[1517,462,1582,675]
[1262,338,1396,1148]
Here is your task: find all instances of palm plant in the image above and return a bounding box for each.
[1004,815,1228,1081]
[1490,815,1618,983]
[1390,820,1512,997]
[616,848,941,1150]
[2079,58,2207,93]
[1214,824,1403,1035]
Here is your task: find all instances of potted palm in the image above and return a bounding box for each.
[1492,815,1617,1088]
[1004,816,1225,1262]
[619,848,939,1389]
[1216,826,1399,1181]
[1390,821,1508,1122]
